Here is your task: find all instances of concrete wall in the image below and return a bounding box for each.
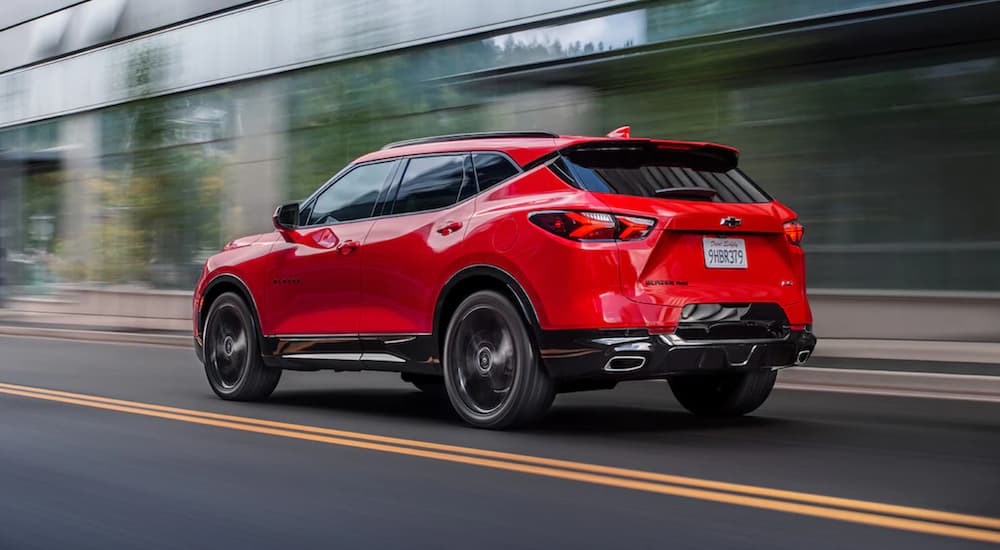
[0,0,641,128]
[810,290,1000,342]
[222,79,288,237]
[58,113,100,265]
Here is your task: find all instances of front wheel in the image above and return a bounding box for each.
[442,290,554,429]
[668,370,776,417]
[202,292,281,401]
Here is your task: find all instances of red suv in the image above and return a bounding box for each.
[193,129,815,429]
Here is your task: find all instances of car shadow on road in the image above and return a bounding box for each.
[266,388,459,423]
[263,387,791,435]
[533,404,788,435]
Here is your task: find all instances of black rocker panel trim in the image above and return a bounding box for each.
[260,334,438,374]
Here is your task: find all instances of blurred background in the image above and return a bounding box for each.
[0,0,998,341]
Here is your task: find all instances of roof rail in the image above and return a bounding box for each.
[381,131,559,150]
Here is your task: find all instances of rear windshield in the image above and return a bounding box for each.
[553,147,771,204]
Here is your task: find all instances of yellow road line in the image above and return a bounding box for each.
[2,383,999,544]
[2,381,997,531]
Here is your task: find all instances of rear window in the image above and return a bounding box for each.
[554,146,770,204]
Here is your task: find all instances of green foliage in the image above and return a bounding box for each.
[86,45,226,287]
[285,53,488,199]
[22,170,63,252]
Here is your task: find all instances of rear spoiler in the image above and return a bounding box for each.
[561,139,740,172]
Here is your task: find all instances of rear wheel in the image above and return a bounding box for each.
[668,370,776,417]
[442,290,554,429]
[202,292,281,401]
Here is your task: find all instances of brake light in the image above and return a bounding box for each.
[616,215,655,240]
[529,211,655,241]
[784,220,804,246]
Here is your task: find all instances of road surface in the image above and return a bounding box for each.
[1,335,998,549]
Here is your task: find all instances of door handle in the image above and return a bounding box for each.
[436,221,463,236]
[336,240,360,255]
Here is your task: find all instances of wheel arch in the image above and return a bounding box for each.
[433,265,543,356]
[199,274,264,341]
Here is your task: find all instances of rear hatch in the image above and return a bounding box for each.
[553,140,804,308]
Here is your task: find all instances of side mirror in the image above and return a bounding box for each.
[273,202,300,232]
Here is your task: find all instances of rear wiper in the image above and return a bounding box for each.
[653,187,718,201]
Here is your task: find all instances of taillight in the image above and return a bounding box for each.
[616,215,656,240]
[529,211,655,241]
[784,220,804,246]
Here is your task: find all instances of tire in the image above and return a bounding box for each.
[442,290,555,429]
[668,370,776,417]
[202,292,281,401]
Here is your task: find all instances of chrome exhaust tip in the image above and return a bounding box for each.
[796,350,811,365]
[603,356,646,372]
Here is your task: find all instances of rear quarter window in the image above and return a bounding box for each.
[473,153,520,191]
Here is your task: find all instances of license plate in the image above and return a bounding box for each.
[703,237,747,269]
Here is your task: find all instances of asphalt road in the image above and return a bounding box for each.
[1,335,998,549]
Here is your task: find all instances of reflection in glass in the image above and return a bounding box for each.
[0,0,998,292]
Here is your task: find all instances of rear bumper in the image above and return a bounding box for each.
[539,328,817,381]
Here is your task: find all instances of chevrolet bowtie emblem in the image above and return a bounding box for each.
[720,216,742,228]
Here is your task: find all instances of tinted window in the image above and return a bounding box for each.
[391,155,470,215]
[473,153,519,191]
[557,149,770,204]
[307,161,395,225]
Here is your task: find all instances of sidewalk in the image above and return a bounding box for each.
[813,338,1000,367]
[0,320,189,347]
[4,285,999,353]
[2,284,998,392]
[777,367,1000,403]
[2,317,999,404]
[1,315,997,366]
[2,324,998,402]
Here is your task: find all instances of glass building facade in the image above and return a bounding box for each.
[1,0,998,292]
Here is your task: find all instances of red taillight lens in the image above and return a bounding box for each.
[530,211,616,240]
[784,220,804,246]
[530,211,655,241]
[616,215,656,240]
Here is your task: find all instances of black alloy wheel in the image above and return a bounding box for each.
[443,290,554,429]
[202,292,281,401]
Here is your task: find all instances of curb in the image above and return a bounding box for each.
[813,339,1000,365]
[777,367,1000,402]
[0,325,190,348]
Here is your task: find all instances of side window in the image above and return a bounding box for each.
[306,161,396,225]
[473,153,519,192]
[391,155,470,215]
